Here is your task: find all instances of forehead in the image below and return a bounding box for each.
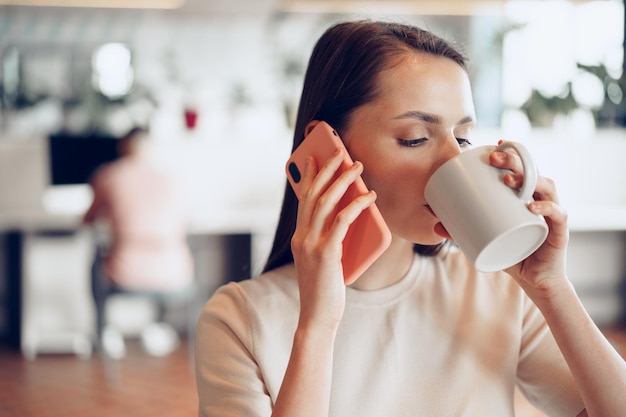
[366,51,475,119]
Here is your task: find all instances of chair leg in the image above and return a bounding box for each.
[95,299,123,382]
[155,298,167,323]
[91,254,106,355]
[91,249,122,382]
[186,294,198,374]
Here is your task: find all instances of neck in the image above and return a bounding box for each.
[348,237,414,291]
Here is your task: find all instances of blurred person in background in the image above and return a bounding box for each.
[84,127,194,358]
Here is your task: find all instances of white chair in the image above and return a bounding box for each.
[91,240,199,379]
[20,229,96,360]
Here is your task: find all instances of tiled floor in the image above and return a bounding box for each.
[0,328,625,417]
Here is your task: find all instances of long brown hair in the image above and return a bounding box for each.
[263,20,468,273]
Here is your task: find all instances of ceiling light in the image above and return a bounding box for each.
[0,0,185,8]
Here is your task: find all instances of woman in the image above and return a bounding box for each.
[195,20,626,416]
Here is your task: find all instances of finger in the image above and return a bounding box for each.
[528,200,569,246]
[489,149,523,174]
[298,156,317,197]
[502,172,524,189]
[301,148,344,201]
[296,156,319,227]
[297,149,344,225]
[293,189,377,274]
[325,190,378,247]
[532,175,560,204]
[502,172,560,206]
[308,160,364,235]
[492,150,561,203]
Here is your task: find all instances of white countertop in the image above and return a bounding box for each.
[0,207,280,235]
[2,205,625,234]
[567,206,626,232]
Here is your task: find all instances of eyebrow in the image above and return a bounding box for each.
[394,110,474,126]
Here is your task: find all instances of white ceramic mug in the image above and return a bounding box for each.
[424,141,549,272]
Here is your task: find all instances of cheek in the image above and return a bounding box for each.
[362,161,442,244]
[362,163,424,211]
[361,163,394,194]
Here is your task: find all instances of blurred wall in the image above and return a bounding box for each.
[0,4,625,337]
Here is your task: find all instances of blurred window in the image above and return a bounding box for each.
[500,0,625,130]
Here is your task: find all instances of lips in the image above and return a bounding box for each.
[426,205,452,239]
[434,222,452,240]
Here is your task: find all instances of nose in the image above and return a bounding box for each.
[431,134,462,173]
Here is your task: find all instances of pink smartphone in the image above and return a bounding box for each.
[285,121,392,285]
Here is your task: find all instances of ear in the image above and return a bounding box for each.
[304,120,321,137]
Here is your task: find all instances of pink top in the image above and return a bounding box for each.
[84,155,193,291]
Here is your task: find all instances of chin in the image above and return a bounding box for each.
[417,237,447,246]
[405,230,446,246]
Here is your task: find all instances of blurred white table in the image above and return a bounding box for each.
[0,206,279,352]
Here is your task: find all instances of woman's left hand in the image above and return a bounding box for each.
[489,143,570,296]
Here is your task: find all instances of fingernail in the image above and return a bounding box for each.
[528,201,541,213]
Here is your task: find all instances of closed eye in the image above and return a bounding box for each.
[457,138,472,147]
[397,138,427,148]
[397,137,472,148]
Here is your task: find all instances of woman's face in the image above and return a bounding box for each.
[342,51,476,245]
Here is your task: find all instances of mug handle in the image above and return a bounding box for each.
[494,141,537,203]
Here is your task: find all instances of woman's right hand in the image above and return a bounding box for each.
[290,148,377,332]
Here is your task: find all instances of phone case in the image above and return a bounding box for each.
[285,121,392,285]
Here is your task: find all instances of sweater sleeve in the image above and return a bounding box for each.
[195,282,273,417]
[516,293,585,417]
